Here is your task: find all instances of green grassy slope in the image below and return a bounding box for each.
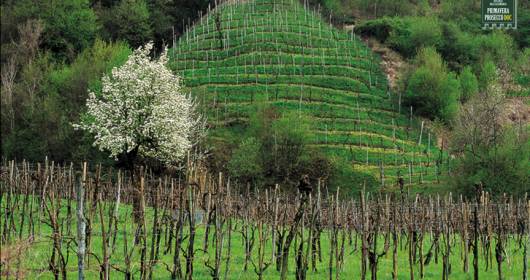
[169,0,444,188]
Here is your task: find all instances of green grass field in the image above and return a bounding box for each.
[168,0,446,188]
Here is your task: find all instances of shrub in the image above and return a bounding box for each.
[479,59,497,91]
[46,40,131,161]
[42,0,98,60]
[2,0,98,61]
[388,17,442,57]
[514,48,530,93]
[477,31,515,67]
[100,0,153,48]
[356,17,399,42]
[438,22,480,71]
[357,16,442,58]
[402,47,460,123]
[1,40,131,162]
[439,0,480,29]
[228,137,263,185]
[510,8,530,48]
[451,89,530,197]
[226,106,335,189]
[452,132,530,197]
[458,66,479,102]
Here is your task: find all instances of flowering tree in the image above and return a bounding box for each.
[75,42,202,167]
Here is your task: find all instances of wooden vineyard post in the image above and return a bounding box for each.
[184,171,197,280]
[473,195,480,280]
[77,162,87,280]
[419,159,424,184]
[109,171,123,252]
[203,191,212,253]
[408,162,412,186]
[380,161,385,187]
[360,188,368,280]
[408,196,416,280]
[418,121,424,146]
[311,181,323,272]
[392,194,398,280]
[98,186,110,280]
[523,193,530,280]
[139,176,148,280]
[171,180,184,280]
[66,163,74,237]
[37,160,46,236]
[427,132,431,160]
[495,196,506,280]
[435,160,440,183]
[328,189,342,280]
[1,161,13,243]
[272,184,279,263]
[147,180,163,280]
[418,197,425,279]
[242,186,255,272]
[328,195,334,280]
[441,195,452,280]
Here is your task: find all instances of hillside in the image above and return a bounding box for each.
[169,0,443,188]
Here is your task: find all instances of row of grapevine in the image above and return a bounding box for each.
[1,160,527,279]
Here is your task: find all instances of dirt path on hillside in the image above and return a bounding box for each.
[362,38,405,91]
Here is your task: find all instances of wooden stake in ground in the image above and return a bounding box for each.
[76,162,87,280]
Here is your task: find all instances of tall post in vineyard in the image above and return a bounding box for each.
[76,162,87,280]
[360,187,368,280]
[392,194,398,280]
[523,193,530,280]
[473,194,480,280]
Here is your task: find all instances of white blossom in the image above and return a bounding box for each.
[75,42,202,164]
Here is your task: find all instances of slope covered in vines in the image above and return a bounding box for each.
[169,0,444,188]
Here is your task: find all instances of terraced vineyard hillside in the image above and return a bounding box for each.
[169,0,445,188]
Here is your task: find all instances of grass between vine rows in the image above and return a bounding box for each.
[3,196,524,279]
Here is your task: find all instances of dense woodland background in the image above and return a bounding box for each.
[1,0,528,195]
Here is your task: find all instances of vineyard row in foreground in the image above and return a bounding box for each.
[1,160,528,279]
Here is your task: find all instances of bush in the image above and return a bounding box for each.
[458,66,478,102]
[356,17,399,42]
[387,17,442,58]
[2,0,98,61]
[347,0,418,18]
[226,106,334,190]
[1,53,53,160]
[451,89,530,197]
[100,0,153,48]
[42,0,98,60]
[357,16,443,58]
[477,31,515,67]
[510,8,530,48]
[478,59,497,91]
[452,132,530,197]
[439,0,480,30]
[438,22,480,71]
[228,137,263,185]
[402,47,460,123]
[2,40,131,162]
[514,48,530,93]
